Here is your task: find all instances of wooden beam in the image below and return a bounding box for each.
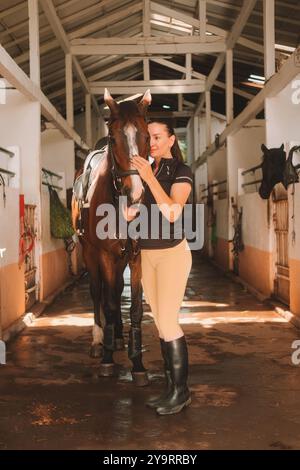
[178,94,183,112]
[186,53,192,80]
[150,57,206,80]
[85,94,92,149]
[143,0,151,37]
[49,58,141,100]
[150,1,261,52]
[65,53,74,127]
[143,59,150,80]
[0,44,88,149]
[39,0,100,116]
[199,0,206,42]
[68,2,142,40]
[194,45,300,167]
[90,79,205,87]
[28,0,40,87]
[264,0,275,80]
[214,80,254,100]
[91,82,205,95]
[70,41,226,56]
[194,0,257,115]
[205,90,211,147]
[226,49,234,124]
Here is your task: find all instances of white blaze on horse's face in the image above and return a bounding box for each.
[123,123,144,203]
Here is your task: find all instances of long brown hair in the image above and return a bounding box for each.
[148,120,183,162]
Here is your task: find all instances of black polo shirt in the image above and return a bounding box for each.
[139,157,193,250]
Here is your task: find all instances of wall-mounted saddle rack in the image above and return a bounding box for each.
[242,179,262,188]
[0,167,15,177]
[42,168,63,180]
[0,147,14,158]
[202,179,228,193]
[242,164,262,176]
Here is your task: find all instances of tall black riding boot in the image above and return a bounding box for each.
[156,336,191,415]
[146,339,172,409]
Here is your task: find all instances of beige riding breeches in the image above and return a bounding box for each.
[141,239,192,341]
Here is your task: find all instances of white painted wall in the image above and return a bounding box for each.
[0,188,20,267]
[215,199,228,240]
[41,129,75,192]
[0,84,41,326]
[207,147,227,183]
[41,129,75,255]
[265,73,300,264]
[0,84,41,266]
[199,115,226,156]
[265,74,300,147]
[227,120,265,197]
[238,193,270,252]
[194,162,208,202]
[0,84,41,205]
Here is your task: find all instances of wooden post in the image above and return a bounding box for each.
[205,90,211,147]
[65,53,74,128]
[85,93,92,149]
[199,0,206,42]
[28,0,40,87]
[226,49,234,124]
[264,0,275,80]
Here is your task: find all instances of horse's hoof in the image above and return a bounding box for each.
[98,363,115,377]
[90,344,102,358]
[132,371,149,387]
[115,338,125,351]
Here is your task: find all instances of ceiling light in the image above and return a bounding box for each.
[163,104,171,109]
[248,78,265,85]
[250,74,265,81]
[275,44,296,53]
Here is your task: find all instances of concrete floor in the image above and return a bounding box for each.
[0,254,300,450]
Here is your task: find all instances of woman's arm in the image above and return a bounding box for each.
[131,156,191,223]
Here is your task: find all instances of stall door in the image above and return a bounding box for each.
[24,204,37,310]
[273,189,290,305]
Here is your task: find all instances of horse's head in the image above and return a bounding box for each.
[259,144,286,199]
[104,88,151,205]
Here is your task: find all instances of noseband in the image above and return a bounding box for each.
[108,135,139,193]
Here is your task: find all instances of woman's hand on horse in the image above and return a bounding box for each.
[130,155,154,184]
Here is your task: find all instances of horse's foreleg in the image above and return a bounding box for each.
[89,272,104,358]
[83,243,104,358]
[98,255,120,376]
[128,254,149,386]
[115,270,125,351]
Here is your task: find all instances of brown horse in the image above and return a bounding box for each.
[72,89,151,386]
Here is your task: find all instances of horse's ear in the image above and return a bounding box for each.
[104,88,119,117]
[138,89,152,114]
[261,144,268,154]
[280,143,285,151]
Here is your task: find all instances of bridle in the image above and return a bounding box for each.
[108,134,140,193]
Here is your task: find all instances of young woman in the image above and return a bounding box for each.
[130,120,193,416]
